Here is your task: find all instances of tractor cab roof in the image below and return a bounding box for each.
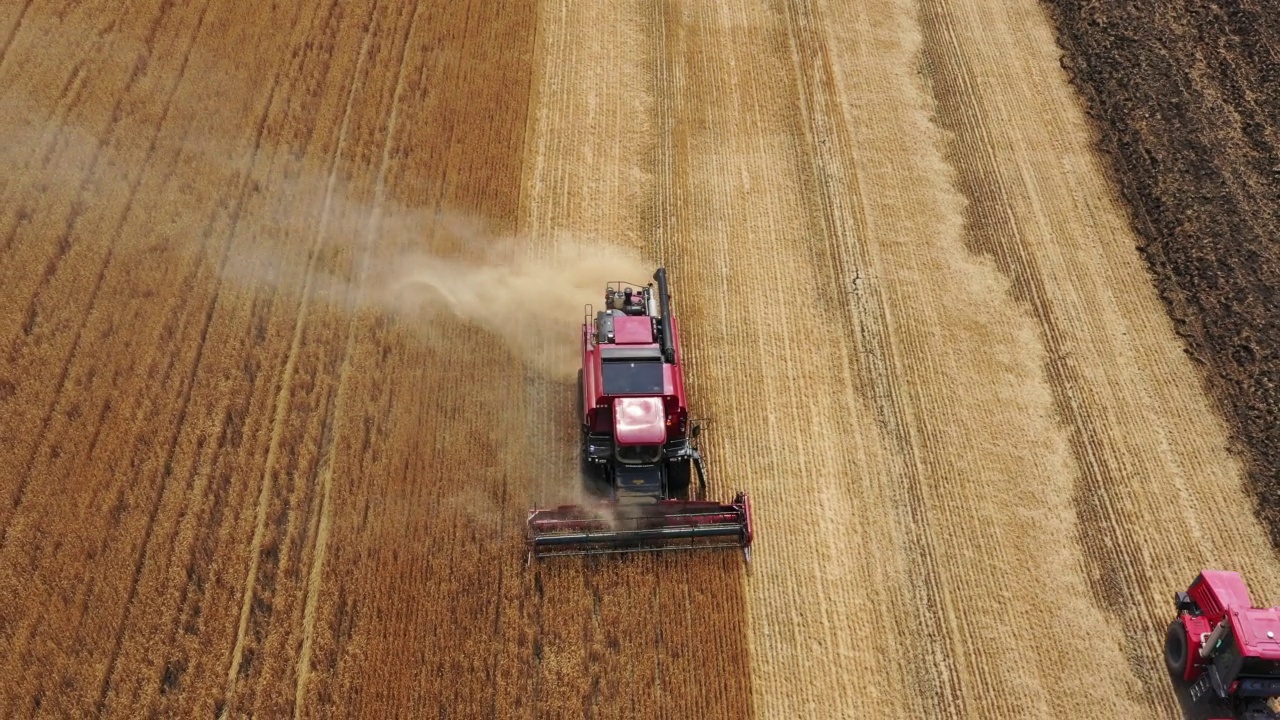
[1231,608,1280,660]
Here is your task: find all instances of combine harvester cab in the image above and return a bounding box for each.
[1166,570,1280,720]
[526,268,754,562]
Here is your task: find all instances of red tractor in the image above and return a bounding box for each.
[526,268,754,561]
[1167,570,1280,719]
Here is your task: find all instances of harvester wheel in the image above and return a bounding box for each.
[576,369,606,495]
[1165,618,1189,679]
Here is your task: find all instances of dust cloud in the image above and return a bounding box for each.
[375,218,655,382]
[216,196,655,382]
[1,78,653,386]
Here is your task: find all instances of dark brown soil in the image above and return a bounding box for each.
[1041,0,1280,544]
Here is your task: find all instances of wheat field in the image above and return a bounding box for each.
[2,0,1278,718]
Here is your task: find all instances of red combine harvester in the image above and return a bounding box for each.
[525,268,754,561]
[1167,570,1280,719]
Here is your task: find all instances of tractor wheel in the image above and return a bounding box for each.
[1165,619,1189,679]
[577,369,584,423]
[667,461,691,499]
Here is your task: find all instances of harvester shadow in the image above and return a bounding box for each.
[1169,675,1233,720]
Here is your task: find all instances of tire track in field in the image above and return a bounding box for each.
[519,3,754,717]
[79,0,227,706]
[744,0,1169,715]
[1041,0,1280,555]
[95,227,217,714]
[219,0,376,707]
[1,57,92,255]
[123,1,341,709]
[152,77,282,712]
[1,0,135,193]
[0,1,300,709]
[32,61,91,169]
[650,0,674,266]
[662,3,921,715]
[14,0,190,330]
[291,0,416,709]
[779,2,961,716]
[0,0,33,68]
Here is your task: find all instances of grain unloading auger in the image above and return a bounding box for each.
[526,268,754,562]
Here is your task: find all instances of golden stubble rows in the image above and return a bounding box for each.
[666,0,1280,717]
[912,0,1280,713]
[627,0,1280,717]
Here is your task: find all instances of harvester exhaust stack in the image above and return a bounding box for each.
[526,267,755,563]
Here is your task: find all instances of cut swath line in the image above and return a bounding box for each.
[291,0,421,712]
[220,5,379,712]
